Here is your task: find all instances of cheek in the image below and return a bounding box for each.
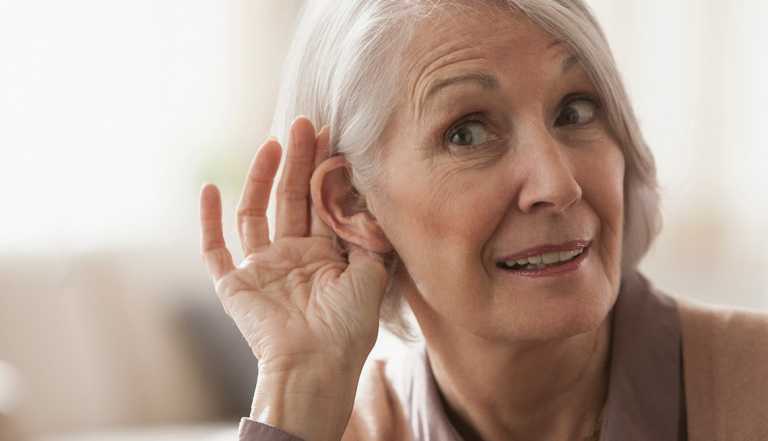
[600,149,625,233]
[377,166,505,283]
[580,146,625,276]
[423,181,505,251]
[423,163,514,260]
[578,142,624,218]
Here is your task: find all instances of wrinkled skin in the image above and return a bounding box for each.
[199,119,389,376]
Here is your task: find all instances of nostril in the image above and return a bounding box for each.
[530,200,553,210]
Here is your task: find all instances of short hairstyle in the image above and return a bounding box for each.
[269,0,662,340]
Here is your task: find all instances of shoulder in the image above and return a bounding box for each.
[677,297,768,396]
[675,296,768,440]
[677,295,768,356]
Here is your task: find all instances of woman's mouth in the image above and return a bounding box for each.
[495,242,590,278]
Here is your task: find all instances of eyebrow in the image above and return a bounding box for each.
[560,54,580,75]
[421,72,499,115]
[419,54,581,114]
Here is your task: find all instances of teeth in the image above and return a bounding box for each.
[527,255,542,264]
[541,251,560,264]
[560,250,576,261]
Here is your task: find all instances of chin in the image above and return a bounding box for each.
[489,289,616,343]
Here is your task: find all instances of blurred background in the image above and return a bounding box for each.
[0,0,766,439]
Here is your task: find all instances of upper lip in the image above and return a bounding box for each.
[496,240,592,262]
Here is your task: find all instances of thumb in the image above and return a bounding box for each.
[345,244,390,304]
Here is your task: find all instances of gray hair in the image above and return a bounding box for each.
[269,0,662,341]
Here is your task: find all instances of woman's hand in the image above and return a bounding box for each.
[200,116,389,372]
[199,117,389,440]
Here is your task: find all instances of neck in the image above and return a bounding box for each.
[421,311,613,441]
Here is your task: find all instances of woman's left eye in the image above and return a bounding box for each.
[555,97,598,127]
[446,120,495,148]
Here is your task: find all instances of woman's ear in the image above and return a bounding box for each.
[310,156,393,254]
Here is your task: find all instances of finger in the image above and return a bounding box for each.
[310,125,335,239]
[237,139,282,256]
[275,116,317,239]
[200,183,237,281]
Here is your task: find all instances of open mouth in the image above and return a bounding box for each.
[496,243,590,274]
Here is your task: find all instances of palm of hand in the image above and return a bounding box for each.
[199,117,389,374]
[219,237,381,370]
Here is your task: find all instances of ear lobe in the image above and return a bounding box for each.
[310,156,393,254]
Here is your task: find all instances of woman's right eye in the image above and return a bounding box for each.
[446,120,496,148]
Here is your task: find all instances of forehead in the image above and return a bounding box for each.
[403,6,569,111]
[406,5,555,59]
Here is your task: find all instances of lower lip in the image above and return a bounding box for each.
[498,245,590,278]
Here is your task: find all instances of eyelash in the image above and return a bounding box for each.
[442,92,603,149]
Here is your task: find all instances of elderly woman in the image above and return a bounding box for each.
[199,1,768,440]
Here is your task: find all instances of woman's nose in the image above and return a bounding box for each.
[516,135,583,214]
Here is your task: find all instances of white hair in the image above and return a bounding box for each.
[269,0,662,341]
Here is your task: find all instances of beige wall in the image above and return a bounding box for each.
[0,248,218,437]
[0,3,305,437]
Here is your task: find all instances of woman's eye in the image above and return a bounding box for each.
[555,98,598,127]
[446,121,494,147]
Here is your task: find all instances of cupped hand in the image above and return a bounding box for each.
[199,117,390,377]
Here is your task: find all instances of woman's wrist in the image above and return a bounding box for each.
[250,365,362,441]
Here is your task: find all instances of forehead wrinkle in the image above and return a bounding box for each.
[407,32,567,121]
[407,42,490,120]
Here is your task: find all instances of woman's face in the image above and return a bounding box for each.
[368,8,625,342]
